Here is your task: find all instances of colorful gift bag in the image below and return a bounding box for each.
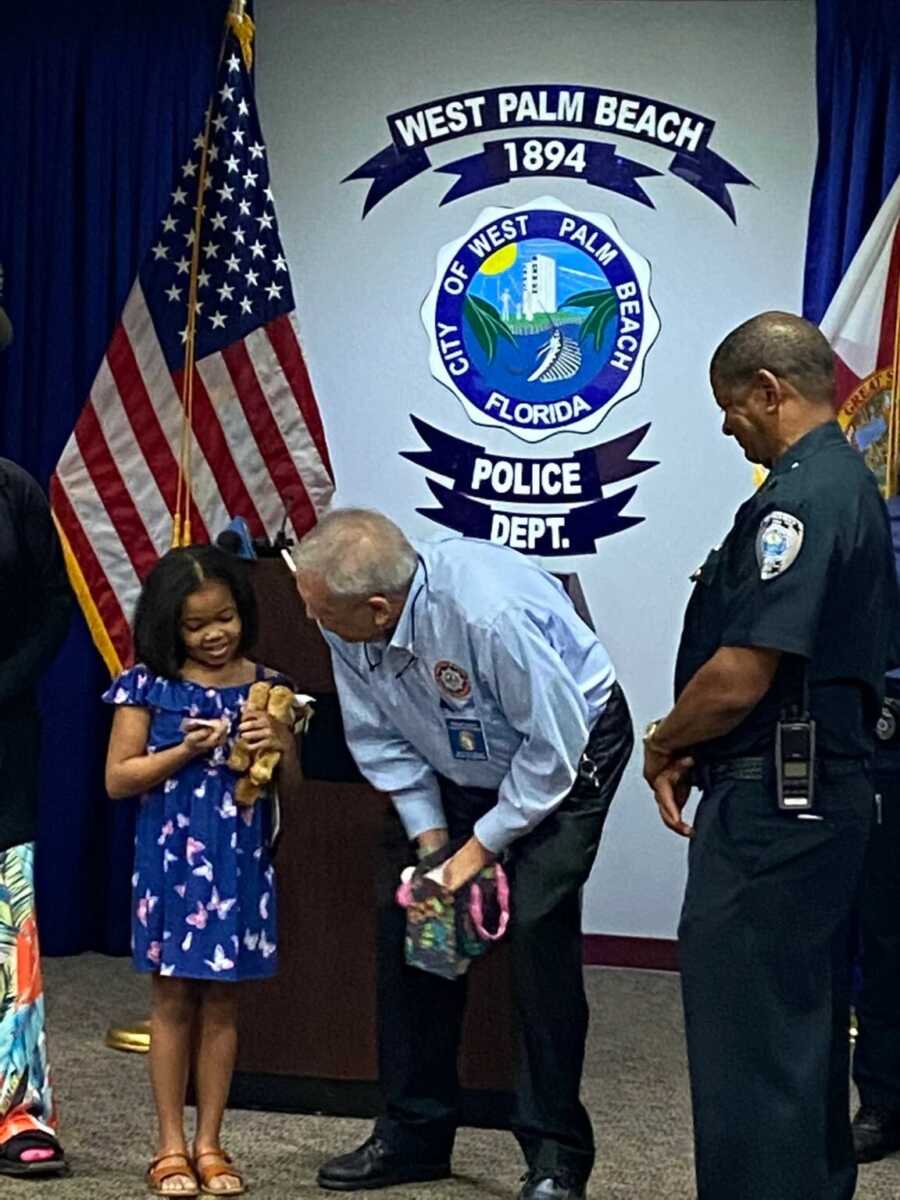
[395,844,510,981]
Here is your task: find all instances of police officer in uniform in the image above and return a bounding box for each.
[642,312,900,1200]
[292,508,633,1200]
[851,488,900,1162]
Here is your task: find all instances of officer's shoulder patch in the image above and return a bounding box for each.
[756,510,804,580]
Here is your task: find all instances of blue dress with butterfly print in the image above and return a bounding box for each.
[103,664,283,981]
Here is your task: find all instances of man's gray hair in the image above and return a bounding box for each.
[293,508,418,600]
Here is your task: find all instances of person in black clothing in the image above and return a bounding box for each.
[642,312,900,1200]
[850,489,900,1163]
[0,457,72,1175]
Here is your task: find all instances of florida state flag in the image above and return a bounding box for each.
[820,174,900,495]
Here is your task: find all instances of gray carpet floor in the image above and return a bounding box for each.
[7,955,900,1198]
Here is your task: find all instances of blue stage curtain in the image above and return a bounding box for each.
[0,1,229,953]
[803,0,900,322]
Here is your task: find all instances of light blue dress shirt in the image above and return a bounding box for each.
[322,536,616,853]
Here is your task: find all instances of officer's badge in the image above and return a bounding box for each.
[877,703,897,742]
[434,660,471,700]
[756,511,804,580]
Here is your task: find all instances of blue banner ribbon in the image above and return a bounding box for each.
[403,417,657,556]
[435,138,662,208]
[419,479,642,555]
[402,416,657,504]
[345,83,753,221]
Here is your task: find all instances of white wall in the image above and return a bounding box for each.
[257,0,817,938]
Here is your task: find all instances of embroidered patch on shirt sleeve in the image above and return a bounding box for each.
[755,511,804,580]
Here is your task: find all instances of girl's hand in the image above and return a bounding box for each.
[183,719,229,757]
[238,709,292,755]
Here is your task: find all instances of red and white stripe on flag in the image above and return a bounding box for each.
[820,174,900,427]
[49,28,334,675]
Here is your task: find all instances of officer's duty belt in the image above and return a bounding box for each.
[696,755,866,789]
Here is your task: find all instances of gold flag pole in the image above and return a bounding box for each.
[171,0,254,547]
[171,98,217,549]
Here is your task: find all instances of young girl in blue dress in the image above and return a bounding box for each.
[104,545,300,1197]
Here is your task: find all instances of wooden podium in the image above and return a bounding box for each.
[229,559,516,1126]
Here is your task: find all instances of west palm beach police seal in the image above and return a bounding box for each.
[756,511,804,580]
[421,196,659,443]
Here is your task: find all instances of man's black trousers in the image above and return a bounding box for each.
[853,759,900,1110]
[680,760,872,1200]
[373,682,633,1181]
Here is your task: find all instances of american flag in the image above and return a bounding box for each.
[50,20,333,674]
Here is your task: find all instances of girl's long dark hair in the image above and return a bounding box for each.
[133,545,258,678]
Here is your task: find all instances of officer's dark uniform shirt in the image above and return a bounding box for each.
[674,421,900,761]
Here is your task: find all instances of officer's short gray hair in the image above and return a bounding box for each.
[293,508,418,600]
[710,311,835,405]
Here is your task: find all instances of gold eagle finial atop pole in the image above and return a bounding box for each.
[227,0,255,71]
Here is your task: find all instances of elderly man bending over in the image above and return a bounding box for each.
[293,510,633,1200]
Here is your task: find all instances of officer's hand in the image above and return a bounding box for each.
[653,757,695,838]
[643,741,673,788]
[441,836,495,892]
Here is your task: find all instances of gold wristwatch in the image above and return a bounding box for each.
[643,718,664,747]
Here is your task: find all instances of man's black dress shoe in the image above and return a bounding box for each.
[852,1104,900,1163]
[317,1135,451,1191]
[518,1168,587,1200]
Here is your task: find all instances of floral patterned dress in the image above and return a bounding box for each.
[103,664,284,982]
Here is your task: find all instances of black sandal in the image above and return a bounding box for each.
[0,1130,69,1176]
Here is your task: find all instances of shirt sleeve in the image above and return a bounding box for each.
[327,644,445,840]
[473,608,609,854]
[721,499,837,658]
[0,470,73,706]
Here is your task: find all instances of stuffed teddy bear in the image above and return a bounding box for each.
[227,681,299,806]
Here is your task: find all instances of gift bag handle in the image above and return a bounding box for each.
[469,862,510,941]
